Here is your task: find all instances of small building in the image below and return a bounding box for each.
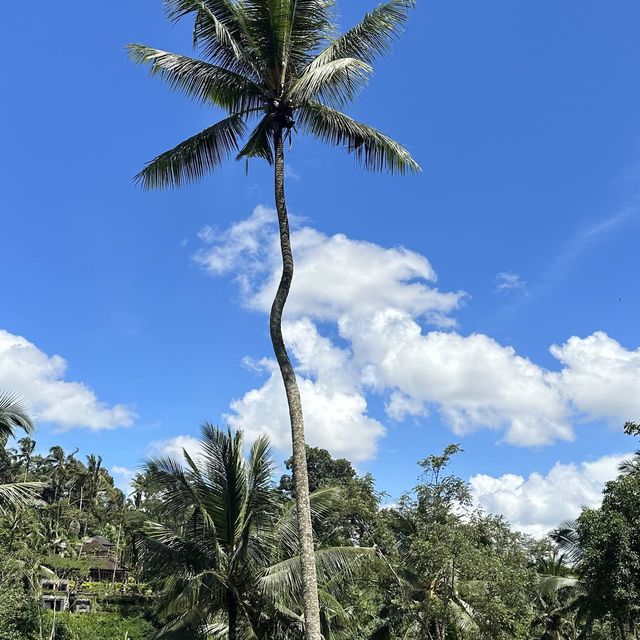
[41,595,68,612]
[79,536,115,558]
[87,556,127,582]
[40,578,70,593]
[79,536,128,582]
[71,597,92,613]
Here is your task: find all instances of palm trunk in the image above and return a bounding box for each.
[228,592,238,640]
[271,127,322,640]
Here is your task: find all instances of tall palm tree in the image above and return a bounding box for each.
[129,3,419,635]
[17,437,37,482]
[139,423,369,639]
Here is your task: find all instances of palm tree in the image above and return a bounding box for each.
[129,3,419,634]
[17,437,37,482]
[0,393,42,512]
[0,392,33,442]
[138,423,370,639]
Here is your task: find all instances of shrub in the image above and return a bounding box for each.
[49,612,154,640]
[0,586,40,640]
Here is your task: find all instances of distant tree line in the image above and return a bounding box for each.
[1,397,640,638]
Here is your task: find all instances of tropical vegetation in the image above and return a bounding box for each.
[2,400,640,639]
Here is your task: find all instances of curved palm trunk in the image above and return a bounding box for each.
[271,128,322,640]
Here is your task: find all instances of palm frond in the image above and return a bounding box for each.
[164,0,238,27]
[241,0,288,85]
[145,455,215,529]
[447,597,480,635]
[549,520,583,566]
[261,546,374,597]
[273,486,341,556]
[127,45,264,111]
[618,451,640,475]
[0,392,34,441]
[236,115,275,164]
[135,114,247,188]
[313,0,414,66]
[163,0,255,76]
[535,574,579,598]
[286,0,337,72]
[288,57,372,107]
[0,482,44,514]
[151,607,209,640]
[198,423,249,549]
[246,434,278,528]
[298,101,421,173]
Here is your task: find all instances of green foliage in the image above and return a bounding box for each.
[279,446,381,546]
[77,581,152,597]
[129,0,420,190]
[0,585,40,640]
[577,472,640,630]
[0,392,33,442]
[0,558,40,640]
[2,410,640,638]
[138,424,371,638]
[49,612,154,640]
[42,556,92,575]
[370,445,535,639]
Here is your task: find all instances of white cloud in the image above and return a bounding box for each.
[227,319,384,461]
[342,310,572,446]
[195,205,275,277]
[111,466,136,493]
[495,271,526,292]
[550,332,640,421]
[197,206,465,326]
[470,453,630,537]
[0,330,135,431]
[149,435,203,462]
[197,207,640,458]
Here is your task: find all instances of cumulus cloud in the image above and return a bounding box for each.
[470,453,630,537]
[342,310,572,446]
[111,466,136,493]
[227,319,384,461]
[197,206,465,326]
[0,330,135,431]
[149,435,203,462]
[551,332,640,421]
[196,207,640,459]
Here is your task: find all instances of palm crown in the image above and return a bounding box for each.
[138,424,370,638]
[128,0,420,188]
[0,392,33,443]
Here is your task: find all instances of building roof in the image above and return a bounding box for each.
[80,536,115,555]
[87,535,114,547]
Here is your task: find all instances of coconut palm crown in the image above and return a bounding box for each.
[128,0,420,187]
[138,423,370,639]
[0,392,34,443]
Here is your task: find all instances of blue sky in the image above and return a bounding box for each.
[2,0,639,535]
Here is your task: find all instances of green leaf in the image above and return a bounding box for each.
[298,101,421,174]
[313,0,415,66]
[135,114,247,188]
[236,115,275,164]
[288,57,372,107]
[0,482,44,514]
[0,391,34,441]
[127,44,264,111]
